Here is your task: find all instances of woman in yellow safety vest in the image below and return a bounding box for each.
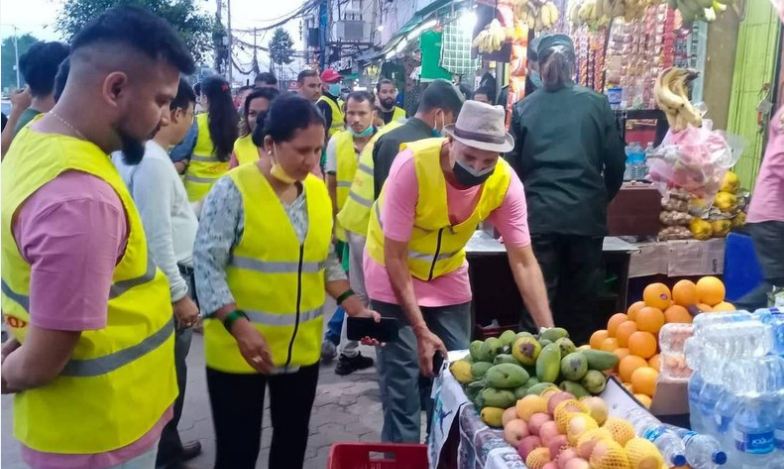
[193,94,378,469]
[229,87,280,168]
[183,76,238,202]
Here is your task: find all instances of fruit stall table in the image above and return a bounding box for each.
[428,351,659,469]
[466,231,638,337]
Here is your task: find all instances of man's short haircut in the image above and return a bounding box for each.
[53,57,70,102]
[347,91,374,107]
[297,69,319,84]
[376,78,396,93]
[255,72,277,86]
[417,79,465,116]
[19,41,70,97]
[70,6,195,75]
[171,78,196,110]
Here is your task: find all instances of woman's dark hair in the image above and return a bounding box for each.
[540,45,576,92]
[201,76,239,161]
[261,94,325,145]
[244,87,280,136]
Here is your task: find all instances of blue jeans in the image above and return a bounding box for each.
[325,306,345,346]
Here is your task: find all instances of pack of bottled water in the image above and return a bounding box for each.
[685,310,784,468]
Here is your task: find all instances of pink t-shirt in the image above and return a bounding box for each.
[747,107,784,223]
[364,149,531,307]
[12,171,171,469]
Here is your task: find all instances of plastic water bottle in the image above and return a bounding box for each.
[698,380,723,432]
[712,386,739,451]
[666,425,728,468]
[626,408,688,467]
[730,396,777,468]
[775,397,784,456]
[758,308,784,355]
[689,371,706,432]
[692,310,753,334]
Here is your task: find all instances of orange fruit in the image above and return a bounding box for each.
[712,301,736,312]
[628,331,658,359]
[635,307,665,334]
[626,301,646,322]
[607,313,628,337]
[600,337,619,352]
[615,321,638,348]
[619,355,649,382]
[696,303,714,313]
[631,366,659,396]
[623,382,634,392]
[613,347,630,365]
[648,354,660,371]
[672,280,698,307]
[696,276,725,305]
[664,305,692,324]
[643,283,672,310]
[634,394,653,408]
[590,330,609,349]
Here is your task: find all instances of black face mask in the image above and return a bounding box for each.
[452,158,494,187]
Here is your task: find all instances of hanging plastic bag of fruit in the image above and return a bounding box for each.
[646,119,745,216]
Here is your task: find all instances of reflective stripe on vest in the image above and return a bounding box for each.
[318,96,345,137]
[184,113,229,202]
[365,138,512,281]
[234,134,259,166]
[334,130,363,241]
[0,128,176,454]
[336,120,403,236]
[204,164,333,373]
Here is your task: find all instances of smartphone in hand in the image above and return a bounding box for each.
[346,316,399,342]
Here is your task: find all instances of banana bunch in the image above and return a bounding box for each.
[473,19,507,53]
[654,67,703,131]
[568,0,662,28]
[668,0,730,22]
[517,0,560,31]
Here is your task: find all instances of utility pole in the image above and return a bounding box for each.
[13,25,21,89]
[215,0,222,74]
[227,0,233,85]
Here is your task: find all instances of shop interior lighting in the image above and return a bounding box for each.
[460,10,477,30]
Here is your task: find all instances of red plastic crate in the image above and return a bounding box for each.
[327,442,428,469]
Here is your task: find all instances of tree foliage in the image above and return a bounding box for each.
[1,34,40,91]
[269,28,294,66]
[56,0,213,64]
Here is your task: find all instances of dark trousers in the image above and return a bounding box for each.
[737,221,784,311]
[205,363,320,469]
[531,234,604,345]
[156,266,196,466]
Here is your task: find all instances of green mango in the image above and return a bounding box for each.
[499,329,518,346]
[485,363,530,389]
[493,354,519,365]
[480,388,516,408]
[581,350,620,371]
[539,327,569,343]
[560,380,590,398]
[536,343,562,383]
[514,385,530,399]
[582,370,608,395]
[471,361,493,379]
[479,338,502,362]
[560,352,589,382]
[469,340,484,362]
[526,382,557,396]
[465,380,486,400]
[555,337,577,357]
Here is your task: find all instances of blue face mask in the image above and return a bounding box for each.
[328,83,342,96]
[529,70,542,89]
[350,125,375,138]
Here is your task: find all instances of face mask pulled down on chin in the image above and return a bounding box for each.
[432,112,446,137]
[269,143,298,184]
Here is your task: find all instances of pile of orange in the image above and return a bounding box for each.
[588,276,732,406]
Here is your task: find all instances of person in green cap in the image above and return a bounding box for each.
[507,34,626,344]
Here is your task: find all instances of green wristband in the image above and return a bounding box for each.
[223,309,249,332]
[336,289,355,306]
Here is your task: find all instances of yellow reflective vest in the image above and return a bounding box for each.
[336,120,403,237]
[384,106,407,126]
[184,113,230,202]
[0,128,176,454]
[318,95,345,138]
[204,164,333,373]
[233,134,259,166]
[365,138,512,281]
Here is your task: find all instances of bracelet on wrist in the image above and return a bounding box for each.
[336,289,355,306]
[223,309,249,332]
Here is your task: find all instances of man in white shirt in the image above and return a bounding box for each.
[112,78,201,468]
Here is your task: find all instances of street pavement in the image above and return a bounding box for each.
[0,306,424,469]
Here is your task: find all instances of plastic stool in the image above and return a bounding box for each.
[723,232,764,301]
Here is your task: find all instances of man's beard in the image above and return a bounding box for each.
[380,98,395,110]
[120,124,159,165]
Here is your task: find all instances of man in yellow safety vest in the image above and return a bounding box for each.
[1,6,192,466]
[376,78,407,127]
[316,68,345,140]
[365,100,554,443]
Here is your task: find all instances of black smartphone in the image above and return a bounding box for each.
[432,351,445,374]
[346,316,399,342]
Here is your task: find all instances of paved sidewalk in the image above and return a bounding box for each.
[0,306,410,469]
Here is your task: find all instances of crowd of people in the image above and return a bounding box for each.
[1,5,782,469]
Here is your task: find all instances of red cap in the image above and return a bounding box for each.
[320,68,342,83]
